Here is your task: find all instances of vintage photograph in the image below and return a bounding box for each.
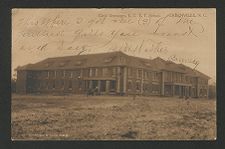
[11,8,216,140]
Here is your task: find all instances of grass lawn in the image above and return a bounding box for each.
[11,94,216,140]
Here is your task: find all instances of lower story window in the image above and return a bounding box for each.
[152,84,160,94]
[128,81,132,90]
[136,81,141,91]
[110,80,116,91]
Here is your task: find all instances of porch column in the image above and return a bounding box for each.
[106,80,110,94]
[179,86,182,97]
[161,71,165,96]
[172,85,175,96]
[89,68,92,77]
[89,80,93,89]
[196,78,200,98]
[123,67,127,94]
[117,67,121,93]
[207,85,209,99]
[141,69,144,94]
[98,80,101,93]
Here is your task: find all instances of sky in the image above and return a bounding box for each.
[12,8,216,82]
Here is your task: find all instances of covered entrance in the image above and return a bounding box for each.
[174,85,191,98]
[85,79,116,95]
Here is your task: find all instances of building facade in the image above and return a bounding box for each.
[16,51,210,98]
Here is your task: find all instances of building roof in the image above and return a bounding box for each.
[16,51,210,79]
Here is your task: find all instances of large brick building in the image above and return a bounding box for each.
[15,51,210,98]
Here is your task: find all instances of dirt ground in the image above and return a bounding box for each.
[11,94,216,140]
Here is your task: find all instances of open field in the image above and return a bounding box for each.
[11,94,216,140]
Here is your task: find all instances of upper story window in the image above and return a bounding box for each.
[120,56,125,63]
[144,71,148,79]
[176,73,181,82]
[89,68,98,77]
[65,71,73,78]
[47,71,50,78]
[58,60,70,67]
[181,74,185,83]
[49,71,55,78]
[153,72,158,81]
[137,69,142,78]
[75,70,81,78]
[74,59,86,66]
[44,61,54,68]
[185,76,189,83]
[165,71,172,82]
[104,57,114,63]
[56,71,64,78]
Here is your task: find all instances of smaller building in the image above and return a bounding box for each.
[15,51,210,98]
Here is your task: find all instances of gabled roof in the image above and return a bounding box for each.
[151,58,210,79]
[16,51,158,71]
[152,57,187,73]
[16,51,210,79]
[16,51,125,70]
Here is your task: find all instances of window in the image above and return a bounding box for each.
[185,76,189,83]
[92,68,96,77]
[45,62,54,68]
[137,69,142,78]
[144,71,148,79]
[89,68,92,77]
[176,73,181,82]
[136,81,141,90]
[128,81,132,90]
[74,61,82,66]
[104,57,114,63]
[95,68,98,76]
[148,72,152,80]
[152,84,160,94]
[143,83,148,92]
[89,68,98,77]
[166,72,172,82]
[153,72,158,81]
[49,71,54,77]
[73,70,81,78]
[57,71,63,78]
[172,73,176,82]
[110,80,116,91]
[181,74,185,83]
[78,81,82,89]
[58,60,70,67]
[100,81,106,92]
[47,71,50,78]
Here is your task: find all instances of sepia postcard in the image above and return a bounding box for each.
[11,8,216,140]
